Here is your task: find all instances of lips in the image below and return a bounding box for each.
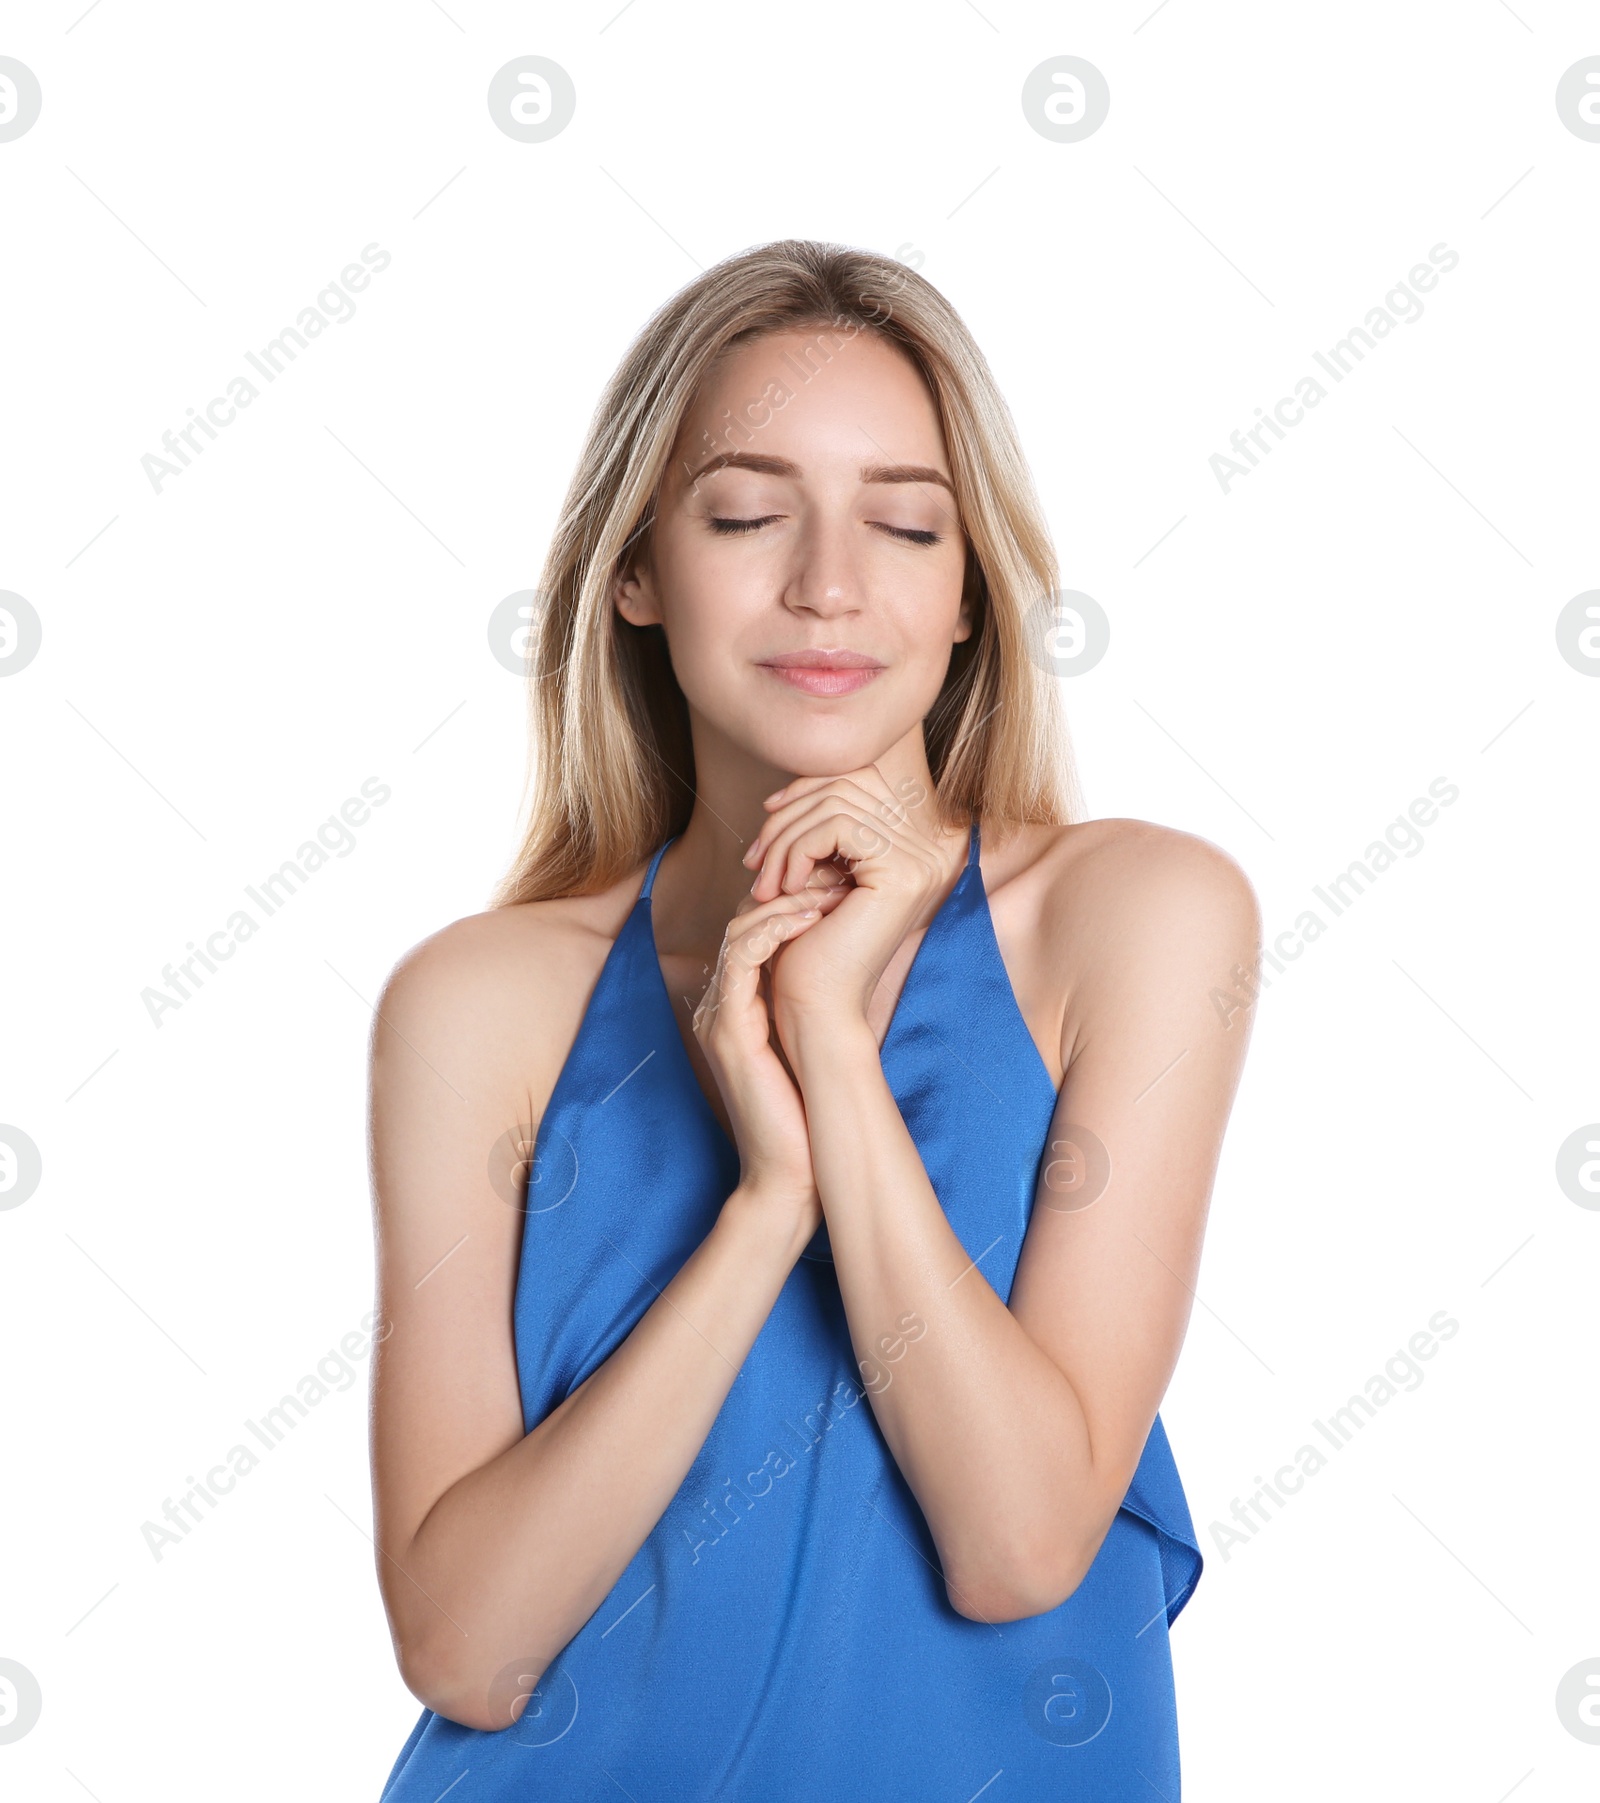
[758,648,886,696]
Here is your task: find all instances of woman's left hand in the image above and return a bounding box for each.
[741,767,966,1039]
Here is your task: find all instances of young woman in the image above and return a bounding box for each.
[370,239,1259,1799]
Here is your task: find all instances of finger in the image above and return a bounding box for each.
[747,772,918,891]
[751,773,879,851]
[762,764,893,813]
[743,778,848,890]
[726,891,827,975]
[756,800,905,901]
[694,891,824,1040]
[749,792,891,900]
[731,866,848,922]
[765,765,915,826]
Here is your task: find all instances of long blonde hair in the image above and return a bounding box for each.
[491,238,1083,906]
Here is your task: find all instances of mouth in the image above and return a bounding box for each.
[757,649,886,697]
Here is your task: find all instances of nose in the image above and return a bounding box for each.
[784,514,862,620]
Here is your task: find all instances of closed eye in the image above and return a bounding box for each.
[706,516,941,546]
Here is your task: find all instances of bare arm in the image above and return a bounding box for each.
[368,893,821,1731]
[779,822,1260,1622]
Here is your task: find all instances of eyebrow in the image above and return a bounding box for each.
[684,450,955,494]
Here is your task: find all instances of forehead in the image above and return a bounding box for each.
[676,325,948,471]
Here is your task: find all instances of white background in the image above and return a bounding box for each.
[2,2,1596,1798]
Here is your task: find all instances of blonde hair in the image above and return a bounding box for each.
[491,237,1083,906]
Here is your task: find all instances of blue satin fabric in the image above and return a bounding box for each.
[380,820,1202,1801]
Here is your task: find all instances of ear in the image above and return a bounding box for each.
[951,547,979,645]
[613,552,663,630]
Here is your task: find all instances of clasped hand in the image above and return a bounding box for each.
[741,766,964,1045]
[688,765,962,1221]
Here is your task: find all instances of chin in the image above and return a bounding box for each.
[736,717,898,775]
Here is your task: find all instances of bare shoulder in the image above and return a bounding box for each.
[986,816,1258,946]
[371,864,649,1124]
[1062,816,1255,929]
[982,818,1261,1072]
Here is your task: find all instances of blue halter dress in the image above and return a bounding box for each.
[379,819,1202,1801]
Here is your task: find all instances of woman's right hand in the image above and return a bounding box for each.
[693,883,843,1246]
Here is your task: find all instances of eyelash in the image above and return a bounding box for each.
[707,516,941,546]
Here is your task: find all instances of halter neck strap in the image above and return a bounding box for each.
[638,834,678,903]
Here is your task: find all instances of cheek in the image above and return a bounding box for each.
[886,552,969,639]
[651,528,727,628]
[650,548,763,691]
